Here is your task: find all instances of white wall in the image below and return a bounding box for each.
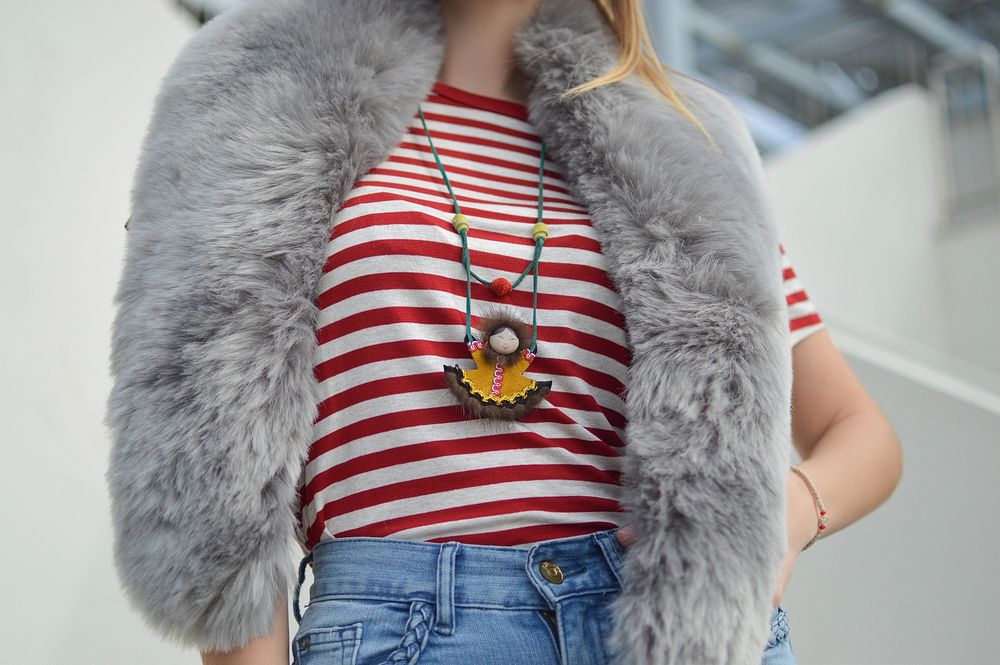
[1,2,211,663]
[2,2,998,664]
[766,82,1000,384]
[766,84,1000,664]
[779,339,1000,664]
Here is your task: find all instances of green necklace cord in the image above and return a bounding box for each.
[417,104,547,353]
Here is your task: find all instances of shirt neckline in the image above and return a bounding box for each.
[431,81,530,122]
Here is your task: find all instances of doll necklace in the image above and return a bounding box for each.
[417,104,553,420]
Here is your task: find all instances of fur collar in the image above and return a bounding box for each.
[105,0,792,662]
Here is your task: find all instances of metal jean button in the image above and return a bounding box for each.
[539,560,565,584]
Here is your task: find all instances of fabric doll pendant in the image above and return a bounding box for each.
[443,307,553,420]
[416,104,552,420]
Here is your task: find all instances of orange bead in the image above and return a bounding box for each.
[491,277,512,297]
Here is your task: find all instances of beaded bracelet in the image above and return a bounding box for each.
[790,464,828,551]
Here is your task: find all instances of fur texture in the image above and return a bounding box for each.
[104,0,792,662]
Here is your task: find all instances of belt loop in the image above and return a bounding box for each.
[434,542,458,635]
[594,529,626,589]
[292,550,313,625]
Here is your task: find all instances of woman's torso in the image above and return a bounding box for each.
[294,81,825,553]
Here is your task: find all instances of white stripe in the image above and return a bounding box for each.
[314,284,623,329]
[791,321,826,347]
[311,481,625,535]
[306,423,620,487]
[350,171,587,211]
[307,379,625,439]
[395,132,551,175]
[307,402,621,471]
[322,207,611,264]
[334,192,599,228]
[316,323,628,395]
[417,100,537,137]
[307,395,625,468]
[311,356,627,430]
[388,510,626,541]
[305,447,621,505]
[386,144,571,197]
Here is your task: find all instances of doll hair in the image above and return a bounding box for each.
[477,307,533,369]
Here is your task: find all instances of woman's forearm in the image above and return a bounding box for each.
[793,409,903,541]
[200,596,290,665]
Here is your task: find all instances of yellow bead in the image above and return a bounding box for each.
[532,221,549,240]
[452,213,470,234]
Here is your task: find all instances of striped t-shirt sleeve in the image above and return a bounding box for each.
[780,243,825,347]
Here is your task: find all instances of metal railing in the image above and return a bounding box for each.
[929,43,1000,227]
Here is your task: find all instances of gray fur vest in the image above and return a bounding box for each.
[104,0,793,662]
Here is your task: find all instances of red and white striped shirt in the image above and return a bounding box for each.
[294,81,825,551]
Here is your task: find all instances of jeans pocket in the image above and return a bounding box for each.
[292,622,363,665]
[295,597,436,665]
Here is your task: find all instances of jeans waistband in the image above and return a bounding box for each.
[294,528,628,629]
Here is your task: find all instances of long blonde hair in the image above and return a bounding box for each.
[560,0,719,151]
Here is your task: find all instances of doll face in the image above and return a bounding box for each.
[488,326,520,355]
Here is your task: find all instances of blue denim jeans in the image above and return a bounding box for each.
[291,528,799,665]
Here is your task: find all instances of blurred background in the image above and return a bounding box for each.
[2,0,998,663]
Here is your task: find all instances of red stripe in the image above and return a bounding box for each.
[333,192,584,232]
[311,378,627,441]
[341,166,576,215]
[582,426,625,448]
[381,152,578,199]
[355,171,584,211]
[313,332,626,389]
[359,168,582,207]
[312,372,444,418]
[786,290,810,306]
[419,106,536,141]
[426,521,621,546]
[307,403,625,475]
[313,313,628,368]
[320,233,604,277]
[328,206,600,253]
[308,391,625,462]
[314,369,625,428]
[395,139,563,182]
[316,307,631,366]
[790,312,823,331]
[333,496,625,538]
[431,82,530,121]
[306,465,621,547]
[301,435,621,509]
[538,383,628,431]
[309,405,465,460]
[315,275,624,330]
[403,125,539,159]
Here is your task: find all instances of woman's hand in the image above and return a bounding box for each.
[615,522,638,548]
[200,597,289,665]
[614,471,820,613]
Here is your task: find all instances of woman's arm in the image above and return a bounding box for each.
[787,328,904,542]
[200,597,289,665]
[617,327,903,555]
